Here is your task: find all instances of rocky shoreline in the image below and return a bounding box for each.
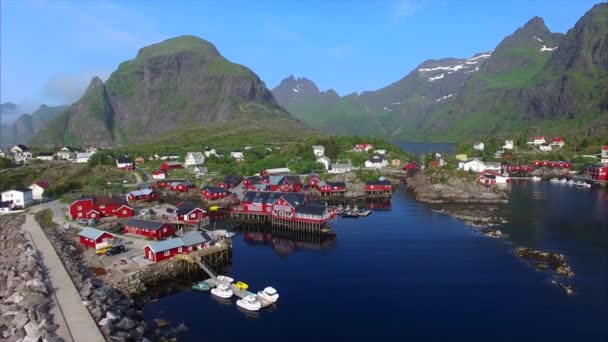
[40,220,149,341]
[0,215,60,342]
[515,247,576,295]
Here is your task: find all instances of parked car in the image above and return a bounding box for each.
[166,208,174,214]
[95,245,113,255]
[105,245,126,256]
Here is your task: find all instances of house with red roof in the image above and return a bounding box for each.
[551,137,565,148]
[68,196,133,220]
[78,227,115,249]
[28,181,50,200]
[532,136,546,145]
[354,143,373,152]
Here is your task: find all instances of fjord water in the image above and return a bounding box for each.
[145,180,608,341]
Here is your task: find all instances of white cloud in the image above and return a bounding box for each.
[43,69,113,104]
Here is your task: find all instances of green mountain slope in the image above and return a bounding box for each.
[33,35,303,146]
[273,3,607,141]
[0,104,67,145]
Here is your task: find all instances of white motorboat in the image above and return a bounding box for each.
[210,284,233,299]
[236,295,262,311]
[257,286,279,303]
[574,181,591,188]
[217,275,234,284]
[567,179,575,185]
[549,178,560,183]
[559,178,567,183]
[531,176,541,182]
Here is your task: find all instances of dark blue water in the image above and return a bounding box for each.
[394,141,455,155]
[145,181,608,341]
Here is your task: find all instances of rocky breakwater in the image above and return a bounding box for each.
[42,224,148,341]
[0,215,60,342]
[515,247,576,295]
[406,171,509,227]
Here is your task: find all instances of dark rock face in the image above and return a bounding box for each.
[34,35,291,146]
[0,104,66,145]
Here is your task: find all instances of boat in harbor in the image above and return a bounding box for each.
[235,281,249,290]
[342,210,359,218]
[217,275,234,284]
[210,284,234,299]
[257,286,279,303]
[192,280,214,292]
[567,179,575,185]
[531,176,541,182]
[574,181,591,188]
[559,178,568,183]
[549,178,560,183]
[358,209,372,217]
[236,295,262,311]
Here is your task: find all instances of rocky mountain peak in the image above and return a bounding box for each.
[136,35,221,60]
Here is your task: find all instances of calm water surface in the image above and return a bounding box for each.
[145,181,608,341]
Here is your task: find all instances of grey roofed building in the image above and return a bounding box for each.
[125,219,167,231]
[78,227,111,240]
[145,238,185,253]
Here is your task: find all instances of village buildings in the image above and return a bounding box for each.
[36,152,55,161]
[175,201,207,223]
[329,160,354,174]
[201,186,230,200]
[116,156,135,170]
[531,136,546,145]
[365,155,389,169]
[68,196,133,220]
[230,151,245,161]
[312,145,325,157]
[317,156,331,170]
[473,142,485,151]
[0,202,10,215]
[160,161,183,171]
[550,137,565,148]
[503,140,514,150]
[10,145,32,164]
[127,188,158,202]
[152,169,167,180]
[458,159,486,172]
[317,181,347,196]
[144,231,212,263]
[354,144,373,152]
[185,152,205,167]
[56,146,76,160]
[28,181,49,200]
[78,227,115,249]
[601,146,608,163]
[124,219,174,240]
[1,188,33,209]
[75,152,94,163]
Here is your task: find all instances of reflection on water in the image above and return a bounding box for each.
[240,225,337,258]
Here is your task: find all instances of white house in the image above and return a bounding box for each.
[551,137,565,148]
[532,136,546,145]
[1,188,34,209]
[36,153,55,161]
[192,166,208,175]
[56,146,76,160]
[10,145,32,164]
[329,161,353,174]
[0,201,10,214]
[365,155,389,169]
[185,152,205,167]
[0,149,5,158]
[539,144,553,152]
[312,145,325,157]
[601,146,608,163]
[76,152,94,163]
[374,149,387,155]
[159,155,179,161]
[459,159,486,172]
[317,156,331,170]
[28,182,50,200]
[473,142,485,151]
[204,148,220,158]
[484,162,502,172]
[503,140,514,150]
[230,151,244,161]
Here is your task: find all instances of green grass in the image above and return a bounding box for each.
[35,209,58,229]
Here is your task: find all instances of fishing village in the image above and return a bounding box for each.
[0,135,606,341]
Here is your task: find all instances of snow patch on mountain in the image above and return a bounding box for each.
[540,45,557,52]
[533,35,543,43]
[428,74,445,81]
[436,94,453,102]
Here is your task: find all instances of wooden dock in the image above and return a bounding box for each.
[174,254,274,308]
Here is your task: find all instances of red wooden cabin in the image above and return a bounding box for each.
[169,181,195,193]
[160,161,183,171]
[128,188,158,202]
[201,186,229,200]
[124,218,174,240]
[78,227,115,249]
[144,231,211,263]
[68,196,133,220]
[175,202,207,222]
[317,181,346,195]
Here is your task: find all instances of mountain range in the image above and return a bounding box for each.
[272,3,608,141]
[31,35,302,147]
[1,103,67,145]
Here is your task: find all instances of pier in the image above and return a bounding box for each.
[174,254,274,309]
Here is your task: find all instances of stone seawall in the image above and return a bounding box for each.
[0,215,60,342]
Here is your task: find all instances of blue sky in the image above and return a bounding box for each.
[0,0,601,113]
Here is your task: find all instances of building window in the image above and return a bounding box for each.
[78,213,83,218]
[122,210,127,214]
[178,247,182,253]
[77,205,82,210]
[163,227,167,232]
[164,251,170,256]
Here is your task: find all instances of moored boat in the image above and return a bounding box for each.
[549,178,560,183]
[236,295,262,311]
[192,280,214,292]
[342,210,359,218]
[257,286,279,303]
[235,281,249,290]
[531,176,541,182]
[559,178,567,183]
[210,284,233,299]
[357,209,372,217]
[217,275,234,284]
